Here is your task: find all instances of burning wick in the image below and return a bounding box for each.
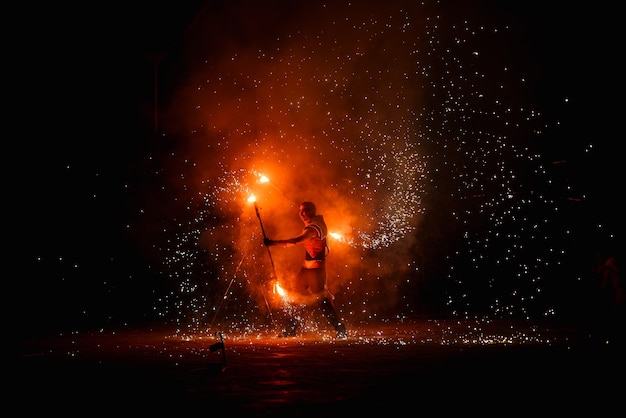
[248,194,256,203]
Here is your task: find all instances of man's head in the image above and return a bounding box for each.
[299,201,316,222]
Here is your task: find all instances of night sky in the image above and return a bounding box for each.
[22,1,622,336]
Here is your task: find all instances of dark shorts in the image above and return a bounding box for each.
[293,265,326,296]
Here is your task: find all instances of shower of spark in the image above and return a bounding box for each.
[142,1,605,336]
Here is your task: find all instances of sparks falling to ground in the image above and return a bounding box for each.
[132,1,617,336]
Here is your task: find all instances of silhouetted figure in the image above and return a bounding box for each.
[264,201,347,339]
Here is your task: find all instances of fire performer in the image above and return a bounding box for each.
[264,201,348,339]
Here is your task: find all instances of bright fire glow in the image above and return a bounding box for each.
[329,232,343,242]
[149,2,611,337]
[274,281,286,298]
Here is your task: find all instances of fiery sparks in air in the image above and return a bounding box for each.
[137,1,611,336]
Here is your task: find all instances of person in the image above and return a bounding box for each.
[264,201,347,339]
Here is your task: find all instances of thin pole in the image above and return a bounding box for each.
[208,253,246,329]
[254,203,277,326]
[254,203,278,279]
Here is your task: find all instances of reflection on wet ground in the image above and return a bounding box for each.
[17,318,624,415]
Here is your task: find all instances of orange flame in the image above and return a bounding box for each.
[329,231,344,242]
[247,194,256,203]
[274,281,286,297]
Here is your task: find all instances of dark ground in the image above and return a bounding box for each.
[16,317,624,416]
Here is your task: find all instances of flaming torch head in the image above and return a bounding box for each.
[274,281,287,298]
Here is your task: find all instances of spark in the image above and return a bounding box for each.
[140,1,612,336]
